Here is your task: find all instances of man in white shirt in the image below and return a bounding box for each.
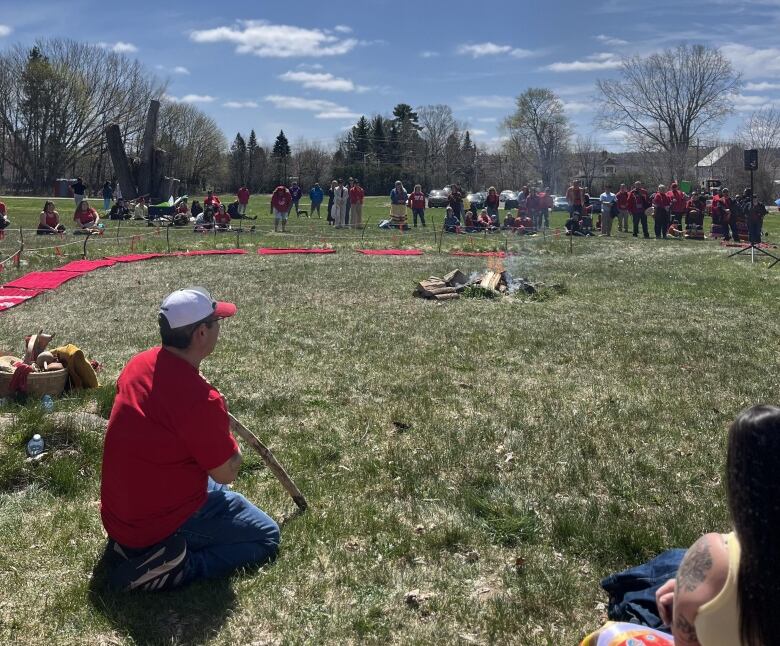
[600,186,617,236]
[332,179,348,228]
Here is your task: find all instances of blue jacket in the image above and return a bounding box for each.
[390,187,408,205]
[309,186,324,204]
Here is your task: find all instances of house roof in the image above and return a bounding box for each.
[697,145,733,168]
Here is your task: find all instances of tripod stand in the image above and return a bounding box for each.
[728,241,779,267]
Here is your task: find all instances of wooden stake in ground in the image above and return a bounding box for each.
[228,413,308,511]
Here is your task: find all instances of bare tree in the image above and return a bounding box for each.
[596,44,742,181]
[417,104,460,186]
[734,108,780,200]
[501,88,571,190]
[0,38,166,191]
[572,135,604,192]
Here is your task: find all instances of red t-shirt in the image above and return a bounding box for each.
[0,201,5,216]
[75,208,98,225]
[616,191,630,209]
[349,185,364,204]
[409,191,426,209]
[237,187,250,205]
[204,195,221,208]
[271,188,292,212]
[101,347,238,548]
[215,210,230,225]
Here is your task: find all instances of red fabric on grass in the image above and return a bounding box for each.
[0,286,43,312]
[3,271,83,290]
[258,248,335,255]
[54,258,117,272]
[179,249,247,256]
[106,253,165,263]
[357,249,424,256]
[450,251,506,258]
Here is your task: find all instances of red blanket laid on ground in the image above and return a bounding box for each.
[3,271,83,290]
[54,259,117,272]
[106,253,166,263]
[357,249,424,256]
[177,249,247,256]
[450,251,506,257]
[0,286,44,312]
[258,248,336,255]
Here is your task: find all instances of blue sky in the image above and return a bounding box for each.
[3,0,780,150]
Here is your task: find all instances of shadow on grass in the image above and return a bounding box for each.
[87,548,236,645]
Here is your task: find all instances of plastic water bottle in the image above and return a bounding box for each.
[41,394,54,413]
[26,434,45,457]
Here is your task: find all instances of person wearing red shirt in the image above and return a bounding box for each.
[37,201,64,234]
[409,184,427,227]
[236,186,250,217]
[349,179,365,229]
[538,187,554,230]
[630,181,650,238]
[485,187,500,219]
[270,185,293,232]
[204,190,221,210]
[615,184,631,234]
[526,187,542,231]
[714,188,740,242]
[666,182,687,227]
[214,204,231,230]
[100,287,279,592]
[73,199,100,231]
[652,184,671,239]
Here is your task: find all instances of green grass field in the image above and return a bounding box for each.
[1,195,779,644]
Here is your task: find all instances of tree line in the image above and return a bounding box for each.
[2,39,776,200]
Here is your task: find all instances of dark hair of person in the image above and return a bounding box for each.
[727,404,780,646]
[158,314,215,349]
[42,200,54,212]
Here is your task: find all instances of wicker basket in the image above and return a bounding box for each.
[0,367,68,398]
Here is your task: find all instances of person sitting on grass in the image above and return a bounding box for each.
[204,190,221,211]
[132,198,148,221]
[214,204,231,231]
[38,201,65,234]
[463,209,478,233]
[190,200,203,221]
[271,185,293,233]
[0,200,9,230]
[444,206,460,233]
[73,199,100,232]
[655,405,780,646]
[504,210,516,229]
[477,208,493,231]
[194,206,215,231]
[100,287,280,592]
[108,198,130,220]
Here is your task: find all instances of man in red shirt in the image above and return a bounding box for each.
[615,184,631,234]
[666,182,687,227]
[652,184,671,239]
[409,184,427,227]
[236,186,250,217]
[349,178,365,229]
[270,185,293,232]
[100,288,279,591]
[565,180,585,218]
[204,190,221,210]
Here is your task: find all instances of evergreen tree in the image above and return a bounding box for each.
[350,116,370,161]
[392,103,420,131]
[228,133,247,189]
[370,115,387,163]
[247,129,260,188]
[271,130,291,184]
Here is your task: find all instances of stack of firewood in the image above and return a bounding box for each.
[415,269,513,300]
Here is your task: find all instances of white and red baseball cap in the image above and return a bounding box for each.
[159,287,236,328]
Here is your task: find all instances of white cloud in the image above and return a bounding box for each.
[746,81,780,91]
[420,51,440,58]
[477,117,497,123]
[457,42,533,59]
[0,25,12,37]
[460,95,515,109]
[562,100,594,114]
[224,101,259,109]
[190,20,358,58]
[595,34,628,46]
[543,52,622,72]
[156,64,190,75]
[264,94,358,120]
[732,93,780,111]
[468,129,488,136]
[721,44,780,78]
[166,94,216,104]
[98,41,138,54]
[334,25,352,33]
[279,70,366,92]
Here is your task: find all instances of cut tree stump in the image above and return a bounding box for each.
[106,124,138,200]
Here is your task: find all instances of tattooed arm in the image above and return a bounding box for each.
[672,533,730,646]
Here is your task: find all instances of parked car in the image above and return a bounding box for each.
[553,196,569,211]
[499,190,519,210]
[427,189,449,208]
[588,197,602,214]
[466,191,486,214]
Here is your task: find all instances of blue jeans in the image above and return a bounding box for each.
[175,478,279,584]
